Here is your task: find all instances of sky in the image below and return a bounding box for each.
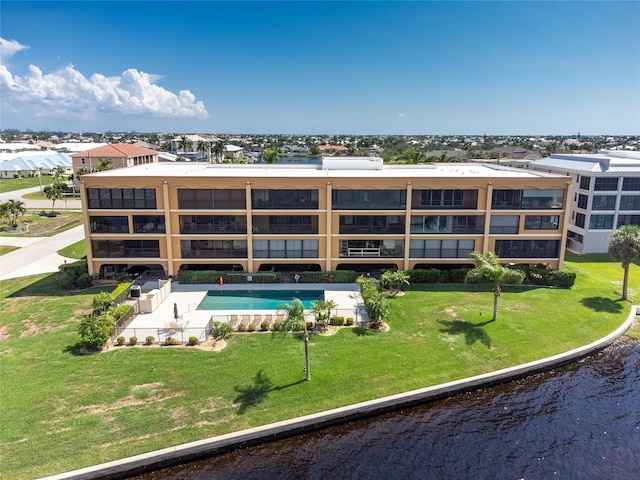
[1,1,639,135]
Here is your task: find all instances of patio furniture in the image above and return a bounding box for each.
[241,315,251,327]
[252,314,262,326]
[230,314,239,328]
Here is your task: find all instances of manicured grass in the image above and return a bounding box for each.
[0,245,19,255]
[0,177,44,194]
[57,240,87,259]
[0,257,637,479]
[0,211,83,237]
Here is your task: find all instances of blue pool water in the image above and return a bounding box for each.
[197,289,324,311]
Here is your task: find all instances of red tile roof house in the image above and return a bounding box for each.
[318,145,348,154]
[71,143,158,185]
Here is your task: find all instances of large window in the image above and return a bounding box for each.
[577,194,588,209]
[179,215,247,234]
[412,189,478,209]
[339,240,404,258]
[617,215,640,228]
[594,177,619,191]
[589,215,614,230]
[622,178,640,191]
[489,215,519,234]
[180,240,247,258]
[90,216,129,233]
[133,215,166,233]
[579,176,591,190]
[332,189,406,210]
[177,189,245,209]
[619,196,640,210]
[410,215,484,234]
[492,189,564,210]
[591,195,616,210]
[524,215,559,230]
[340,215,405,234]
[253,239,318,258]
[409,239,474,258]
[575,213,586,228]
[495,240,560,258]
[253,215,318,234]
[87,188,156,209]
[252,189,318,209]
[92,240,160,258]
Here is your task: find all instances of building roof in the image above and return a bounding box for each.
[53,142,108,152]
[70,143,158,158]
[89,156,567,180]
[0,151,72,173]
[531,150,640,175]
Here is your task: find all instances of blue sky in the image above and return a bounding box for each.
[1,1,639,135]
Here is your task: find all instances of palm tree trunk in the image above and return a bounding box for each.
[303,330,310,381]
[492,284,501,321]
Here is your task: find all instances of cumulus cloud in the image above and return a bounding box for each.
[0,37,208,120]
[0,38,29,63]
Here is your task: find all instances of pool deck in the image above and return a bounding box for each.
[119,283,367,343]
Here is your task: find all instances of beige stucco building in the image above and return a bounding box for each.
[79,157,572,278]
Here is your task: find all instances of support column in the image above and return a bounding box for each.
[246,181,254,273]
[80,180,95,275]
[403,182,412,270]
[483,182,493,254]
[162,181,174,276]
[325,181,332,272]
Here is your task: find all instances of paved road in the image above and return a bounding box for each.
[0,186,84,281]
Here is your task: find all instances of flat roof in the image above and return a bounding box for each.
[89,161,567,180]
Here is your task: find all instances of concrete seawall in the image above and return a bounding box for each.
[41,305,639,480]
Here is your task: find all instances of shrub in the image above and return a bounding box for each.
[116,336,125,346]
[145,336,154,345]
[445,268,472,284]
[212,321,233,340]
[345,317,354,326]
[129,336,138,346]
[237,323,246,332]
[306,321,314,331]
[58,261,90,290]
[247,323,256,332]
[409,268,444,284]
[77,314,109,349]
[260,321,270,331]
[272,321,282,332]
[187,336,199,346]
[164,336,178,346]
[329,316,345,326]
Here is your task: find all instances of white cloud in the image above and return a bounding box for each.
[0,37,208,121]
[0,38,29,63]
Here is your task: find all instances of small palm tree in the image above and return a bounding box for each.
[96,158,113,171]
[213,140,225,162]
[401,147,426,164]
[364,290,389,329]
[45,183,66,213]
[608,225,640,300]
[5,199,26,229]
[92,292,115,315]
[380,270,410,294]
[260,148,279,164]
[277,298,310,381]
[465,251,525,322]
[196,140,209,161]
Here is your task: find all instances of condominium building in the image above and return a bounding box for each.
[79,156,571,278]
[530,151,640,254]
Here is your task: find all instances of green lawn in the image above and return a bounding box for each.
[57,240,87,259]
[0,177,46,194]
[0,257,637,479]
[0,245,19,255]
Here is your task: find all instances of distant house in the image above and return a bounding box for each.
[224,145,244,159]
[0,151,72,178]
[279,145,309,154]
[169,134,219,161]
[318,145,347,154]
[71,144,158,184]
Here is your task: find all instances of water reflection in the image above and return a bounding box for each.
[136,340,640,479]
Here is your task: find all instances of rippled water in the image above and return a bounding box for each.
[136,341,640,479]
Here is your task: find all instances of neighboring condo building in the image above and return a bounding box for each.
[530,151,640,254]
[79,157,571,278]
[71,143,158,179]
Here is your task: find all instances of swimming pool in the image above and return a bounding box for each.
[197,289,324,311]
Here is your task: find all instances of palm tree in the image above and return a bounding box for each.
[178,135,192,153]
[5,199,26,229]
[213,140,225,162]
[465,251,525,322]
[608,225,640,300]
[401,147,426,164]
[196,140,210,161]
[380,270,410,293]
[260,148,279,164]
[277,298,310,381]
[92,292,115,315]
[45,183,66,213]
[95,158,113,172]
[364,290,389,329]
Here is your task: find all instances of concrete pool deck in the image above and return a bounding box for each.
[119,282,367,343]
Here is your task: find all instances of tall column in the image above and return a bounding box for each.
[246,181,254,273]
[80,180,95,275]
[325,181,332,272]
[403,182,412,270]
[483,182,493,254]
[162,181,174,276]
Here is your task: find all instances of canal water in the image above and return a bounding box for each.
[136,340,640,479]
